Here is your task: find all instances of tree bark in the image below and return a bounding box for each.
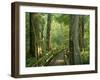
[30,13,40,60]
[69,15,81,65]
[29,13,36,57]
[46,14,52,51]
[72,16,81,64]
[69,15,74,65]
[79,16,84,51]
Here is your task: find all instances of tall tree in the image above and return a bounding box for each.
[30,13,43,60]
[26,13,32,57]
[79,16,84,51]
[46,14,52,51]
[69,15,81,65]
[69,15,74,65]
[30,13,38,59]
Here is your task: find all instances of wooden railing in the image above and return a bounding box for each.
[32,46,66,66]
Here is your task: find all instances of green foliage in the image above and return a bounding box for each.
[81,50,89,64]
[53,14,69,25]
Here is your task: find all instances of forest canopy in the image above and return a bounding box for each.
[25,12,90,67]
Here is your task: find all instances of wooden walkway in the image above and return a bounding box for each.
[32,47,68,66]
[48,52,65,66]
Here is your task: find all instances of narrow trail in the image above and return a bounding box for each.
[32,48,68,66]
[48,51,65,66]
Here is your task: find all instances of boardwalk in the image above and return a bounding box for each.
[32,47,68,66]
[48,51,65,66]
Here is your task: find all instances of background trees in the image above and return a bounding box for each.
[26,12,90,67]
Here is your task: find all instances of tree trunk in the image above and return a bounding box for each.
[79,16,84,51]
[69,15,81,65]
[72,15,81,64]
[46,14,52,51]
[29,13,36,57]
[30,13,40,60]
[69,15,74,65]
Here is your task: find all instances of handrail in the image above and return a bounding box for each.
[32,46,66,66]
